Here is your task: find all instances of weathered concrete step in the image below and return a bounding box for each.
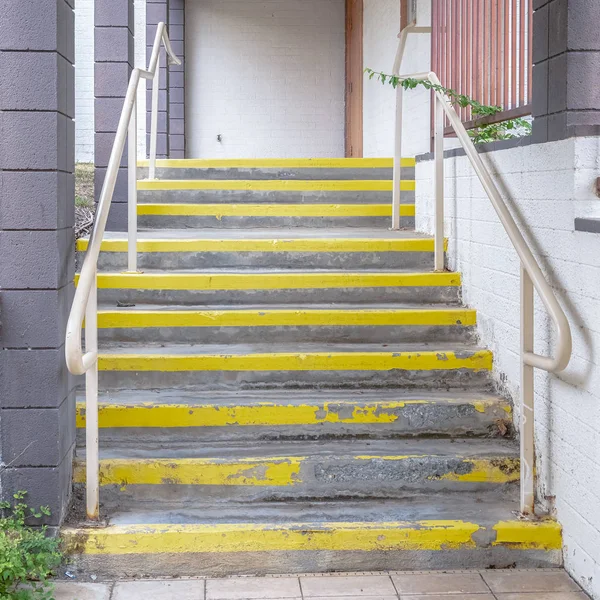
[75,389,512,442]
[85,270,462,305]
[73,438,519,502]
[95,342,493,391]
[136,157,411,180]
[137,202,414,229]
[78,229,442,270]
[94,303,475,344]
[62,495,562,578]
[137,179,414,205]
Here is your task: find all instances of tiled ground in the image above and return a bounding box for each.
[53,569,590,599]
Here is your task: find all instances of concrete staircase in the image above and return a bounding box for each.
[63,158,561,578]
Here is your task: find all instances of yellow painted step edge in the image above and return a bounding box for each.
[77,236,444,253]
[72,456,519,487]
[95,308,476,329]
[137,158,415,168]
[137,203,414,217]
[137,180,414,192]
[61,519,561,555]
[76,272,462,290]
[76,397,510,429]
[97,350,493,372]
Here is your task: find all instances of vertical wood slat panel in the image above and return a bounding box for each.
[432,0,532,131]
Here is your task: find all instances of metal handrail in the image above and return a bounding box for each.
[65,23,180,521]
[392,70,573,515]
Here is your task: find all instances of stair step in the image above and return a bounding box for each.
[83,270,461,305]
[136,179,414,205]
[76,389,511,440]
[74,438,519,499]
[62,495,562,578]
[136,157,411,182]
[136,203,413,229]
[94,304,475,344]
[95,342,493,390]
[79,229,436,270]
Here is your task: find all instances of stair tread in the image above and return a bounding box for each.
[88,228,431,241]
[77,492,531,527]
[77,387,508,407]
[77,437,518,461]
[89,267,455,274]
[98,341,488,354]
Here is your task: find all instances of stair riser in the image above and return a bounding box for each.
[138,190,414,204]
[138,215,408,229]
[96,287,462,306]
[96,324,476,344]
[65,547,561,579]
[138,167,406,180]
[97,368,492,391]
[88,251,436,271]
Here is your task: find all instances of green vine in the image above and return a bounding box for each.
[0,491,62,600]
[364,68,531,144]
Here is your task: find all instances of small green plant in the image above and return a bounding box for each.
[364,68,532,143]
[0,492,62,600]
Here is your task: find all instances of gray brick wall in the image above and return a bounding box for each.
[146,0,185,159]
[0,0,76,526]
[532,0,600,142]
[95,0,135,231]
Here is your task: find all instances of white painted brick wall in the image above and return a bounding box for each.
[362,0,431,158]
[74,0,147,163]
[185,0,345,159]
[416,137,600,599]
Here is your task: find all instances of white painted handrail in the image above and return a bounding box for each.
[65,23,180,521]
[393,70,573,516]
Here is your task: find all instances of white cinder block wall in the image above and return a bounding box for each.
[75,0,95,163]
[416,137,600,600]
[74,0,147,163]
[185,0,346,159]
[362,0,431,158]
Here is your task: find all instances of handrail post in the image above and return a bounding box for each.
[128,96,138,272]
[434,94,445,271]
[149,52,161,180]
[85,269,99,521]
[520,264,535,515]
[392,84,403,230]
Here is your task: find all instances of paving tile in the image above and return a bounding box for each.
[301,575,396,597]
[206,576,301,599]
[53,582,111,600]
[392,572,489,594]
[402,596,494,600]
[495,594,589,600]
[481,570,581,594]
[307,597,397,600]
[112,579,204,599]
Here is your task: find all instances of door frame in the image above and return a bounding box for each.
[345,0,363,158]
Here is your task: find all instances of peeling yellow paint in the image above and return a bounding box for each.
[136,179,413,192]
[434,458,520,484]
[136,158,414,168]
[76,271,462,290]
[73,457,303,487]
[94,308,476,330]
[493,519,562,550]
[75,397,509,429]
[97,350,493,373]
[62,519,481,555]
